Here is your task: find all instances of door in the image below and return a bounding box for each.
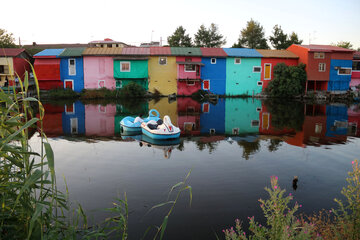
[65,80,73,89]
[203,80,210,90]
[264,64,271,80]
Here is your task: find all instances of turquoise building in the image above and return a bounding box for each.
[223,48,262,96]
[225,98,261,135]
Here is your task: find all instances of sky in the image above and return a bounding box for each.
[2,0,359,49]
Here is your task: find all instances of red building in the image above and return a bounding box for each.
[34,49,64,90]
[287,44,354,92]
[256,50,298,91]
[350,51,360,88]
[0,48,32,87]
[171,47,203,95]
[38,103,63,137]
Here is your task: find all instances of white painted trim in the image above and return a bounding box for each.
[203,79,210,90]
[116,80,122,89]
[232,128,239,135]
[210,128,216,134]
[251,120,260,127]
[98,105,107,113]
[234,58,241,64]
[186,80,195,86]
[256,107,262,112]
[65,103,75,114]
[211,58,216,64]
[120,61,131,72]
[98,80,105,88]
[70,118,78,134]
[319,63,326,72]
[64,79,74,90]
[264,63,272,80]
[314,52,325,59]
[159,57,167,65]
[337,67,352,75]
[253,66,262,73]
[68,58,76,76]
[257,81,263,86]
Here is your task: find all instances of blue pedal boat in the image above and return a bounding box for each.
[141,115,180,140]
[120,109,160,135]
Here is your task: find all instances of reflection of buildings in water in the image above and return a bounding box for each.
[114,102,149,135]
[200,99,225,135]
[177,98,201,136]
[38,103,63,137]
[149,97,178,126]
[347,105,360,137]
[85,104,116,136]
[62,101,85,135]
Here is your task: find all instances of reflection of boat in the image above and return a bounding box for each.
[120,109,160,134]
[141,115,180,140]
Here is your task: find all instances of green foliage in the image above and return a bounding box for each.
[0,28,17,48]
[269,25,303,50]
[232,19,269,49]
[237,140,260,160]
[167,26,193,47]
[46,88,80,99]
[81,83,146,99]
[264,99,305,131]
[194,23,226,48]
[224,176,315,239]
[265,63,307,98]
[118,82,147,98]
[334,41,353,49]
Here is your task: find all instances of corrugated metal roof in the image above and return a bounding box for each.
[353,51,360,60]
[150,47,171,55]
[256,49,298,59]
[59,48,86,57]
[82,47,123,56]
[223,48,262,58]
[0,48,26,57]
[297,44,354,52]
[170,47,202,56]
[200,48,227,57]
[113,56,149,60]
[176,61,205,66]
[121,47,150,55]
[34,49,64,57]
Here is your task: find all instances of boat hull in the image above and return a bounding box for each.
[141,127,180,140]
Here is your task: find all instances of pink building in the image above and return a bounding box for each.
[85,104,116,136]
[351,51,360,88]
[82,48,123,89]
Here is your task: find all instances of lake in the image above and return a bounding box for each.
[29,97,360,239]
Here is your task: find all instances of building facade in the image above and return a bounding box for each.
[59,48,85,92]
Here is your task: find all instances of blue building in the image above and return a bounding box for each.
[328,59,353,91]
[200,99,225,134]
[62,101,85,135]
[59,48,85,92]
[325,104,348,137]
[200,48,227,95]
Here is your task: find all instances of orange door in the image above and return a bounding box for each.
[264,64,271,80]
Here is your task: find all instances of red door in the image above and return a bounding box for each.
[203,80,210,90]
[65,80,73,89]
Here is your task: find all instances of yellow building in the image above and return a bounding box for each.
[0,49,31,87]
[149,98,178,126]
[148,47,177,95]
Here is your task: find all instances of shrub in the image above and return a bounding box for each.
[118,82,146,98]
[46,88,79,99]
[265,63,307,98]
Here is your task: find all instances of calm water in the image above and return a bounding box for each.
[29,98,360,239]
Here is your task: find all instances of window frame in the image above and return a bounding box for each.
[211,58,216,64]
[234,58,241,64]
[68,58,76,76]
[257,81,263,86]
[318,63,326,72]
[253,66,262,73]
[264,63,272,80]
[337,67,352,75]
[98,80,105,88]
[120,61,131,72]
[202,103,210,113]
[186,80,195,86]
[184,64,196,72]
[159,57,167,65]
[314,52,325,59]
[203,79,210,90]
[70,118,78,134]
[64,79,74,90]
[65,103,75,114]
[251,120,260,127]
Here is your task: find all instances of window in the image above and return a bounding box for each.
[257,81,263,86]
[319,63,326,72]
[253,66,262,73]
[98,80,105,88]
[65,103,75,114]
[186,80,195,86]
[120,62,130,72]
[338,68,352,75]
[159,57,167,65]
[314,52,325,59]
[256,107,262,112]
[264,63,271,80]
[202,103,210,113]
[210,128,216,134]
[185,64,196,72]
[234,58,241,64]
[185,57,192,62]
[116,80,122,89]
[184,122,195,131]
[251,120,260,127]
[0,65,9,74]
[315,123,322,134]
[211,58,216,64]
[353,61,360,71]
[70,118,78,134]
[232,128,239,135]
[203,80,210,90]
[98,105,106,113]
[64,80,74,90]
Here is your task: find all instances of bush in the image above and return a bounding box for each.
[46,88,80,99]
[265,63,307,98]
[118,82,146,98]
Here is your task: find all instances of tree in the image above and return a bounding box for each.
[232,19,269,49]
[0,28,16,48]
[335,41,353,49]
[194,23,226,47]
[269,25,303,49]
[167,26,192,47]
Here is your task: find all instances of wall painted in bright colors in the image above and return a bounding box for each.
[148,56,177,95]
[201,57,226,95]
[83,56,115,89]
[328,59,352,91]
[60,57,84,92]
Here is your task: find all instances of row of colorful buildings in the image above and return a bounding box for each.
[40,98,358,148]
[1,45,359,95]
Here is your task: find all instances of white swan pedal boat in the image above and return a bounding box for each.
[120,109,160,135]
[141,115,180,140]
